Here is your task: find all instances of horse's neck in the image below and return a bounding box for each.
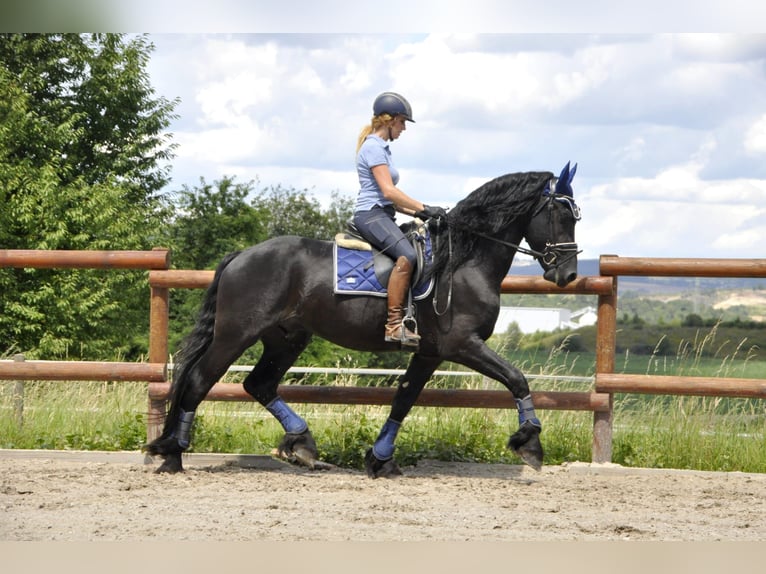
[470,228,525,287]
[434,216,528,286]
[489,244,521,285]
[487,226,524,274]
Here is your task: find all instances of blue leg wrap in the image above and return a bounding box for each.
[515,394,541,428]
[372,418,401,461]
[266,397,308,434]
[171,409,195,449]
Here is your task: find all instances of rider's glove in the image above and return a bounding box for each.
[417,205,448,221]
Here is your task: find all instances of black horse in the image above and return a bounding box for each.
[145,162,581,476]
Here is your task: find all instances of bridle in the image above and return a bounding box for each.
[459,184,581,268]
[428,180,582,315]
[531,185,582,269]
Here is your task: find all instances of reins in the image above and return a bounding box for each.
[430,218,452,316]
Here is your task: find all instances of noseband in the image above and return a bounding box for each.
[533,188,581,269]
[539,240,579,268]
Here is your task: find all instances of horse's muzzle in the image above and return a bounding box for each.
[544,267,578,288]
[541,242,579,287]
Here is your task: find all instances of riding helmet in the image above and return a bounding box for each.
[373,92,415,122]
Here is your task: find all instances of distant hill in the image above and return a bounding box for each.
[509,258,766,294]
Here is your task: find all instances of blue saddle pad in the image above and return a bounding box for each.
[333,233,434,300]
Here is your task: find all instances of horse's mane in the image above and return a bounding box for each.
[427,171,553,277]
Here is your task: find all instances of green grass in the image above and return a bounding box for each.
[498,346,765,381]
[2,363,764,473]
[612,394,766,472]
[0,381,147,451]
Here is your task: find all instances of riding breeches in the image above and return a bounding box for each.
[352,206,417,268]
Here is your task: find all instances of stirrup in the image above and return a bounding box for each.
[401,315,420,348]
[385,324,420,349]
[400,292,419,347]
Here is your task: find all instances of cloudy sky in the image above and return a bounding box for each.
[143,31,766,261]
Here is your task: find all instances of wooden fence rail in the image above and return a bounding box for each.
[0,248,170,270]
[148,383,611,411]
[595,373,766,399]
[600,255,766,278]
[1,360,166,382]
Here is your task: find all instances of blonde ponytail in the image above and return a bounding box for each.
[355,113,394,154]
[356,124,373,155]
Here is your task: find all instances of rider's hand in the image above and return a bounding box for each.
[417,205,448,221]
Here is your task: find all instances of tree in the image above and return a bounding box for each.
[163,176,357,366]
[682,313,705,327]
[163,176,265,351]
[168,176,265,271]
[166,176,354,272]
[252,183,351,241]
[0,34,178,358]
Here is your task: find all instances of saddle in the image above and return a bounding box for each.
[333,220,434,299]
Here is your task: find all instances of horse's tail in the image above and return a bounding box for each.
[149,250,241,447]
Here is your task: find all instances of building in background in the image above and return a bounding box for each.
[494,306,597,334]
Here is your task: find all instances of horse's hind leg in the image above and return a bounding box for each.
[242,329,330,469]
[153,342,251,473]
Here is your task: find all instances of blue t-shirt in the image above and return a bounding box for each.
[355,134,399,212]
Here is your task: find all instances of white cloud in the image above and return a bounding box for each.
[193,39,279,127]
[148,33,766,260]
[340,60,372,92]
[384,34,617,126]
[613,136,646,167]
[579,164,766,258]
[196,74,273,126]
[744,114,766,155]
[673,34,766,62]
[198,37,279,82]
[174,126,259,163]
[713,228,765,251]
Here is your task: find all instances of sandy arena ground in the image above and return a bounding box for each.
[1,450,765,542]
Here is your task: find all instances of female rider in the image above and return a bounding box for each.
[353,92,447,347]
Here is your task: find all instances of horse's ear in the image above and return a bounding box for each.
[555,161,573,196]
[568,162,577,184]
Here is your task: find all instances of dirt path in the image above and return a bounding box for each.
[1,450,764,542]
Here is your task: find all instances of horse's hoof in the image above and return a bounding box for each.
[154,454,184,474]
[364,448,403,479]
[297,454,336,471]
[144,438,185,473]
[508,421,544,471]
[275,429,334,470]
[274,446,336,471]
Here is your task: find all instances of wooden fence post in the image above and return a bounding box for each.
[592,257,618,463]
[13,353,25,428]
[147,248,170,444]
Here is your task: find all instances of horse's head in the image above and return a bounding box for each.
[525,162,581,287]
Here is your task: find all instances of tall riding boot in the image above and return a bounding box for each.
[384,256,421,347]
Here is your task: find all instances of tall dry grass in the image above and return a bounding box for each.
[1,326,764,472]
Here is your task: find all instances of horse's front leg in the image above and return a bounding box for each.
[506,394,544,471]
[449,337,544,471]
[365,354,442,478]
